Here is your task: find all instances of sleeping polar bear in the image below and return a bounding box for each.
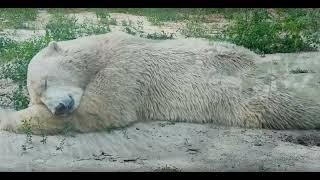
[1,31,320,135]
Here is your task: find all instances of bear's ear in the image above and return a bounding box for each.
[48,41,61,52]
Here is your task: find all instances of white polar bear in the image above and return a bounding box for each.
[1,31,320,135]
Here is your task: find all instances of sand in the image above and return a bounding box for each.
[0,121,320,172]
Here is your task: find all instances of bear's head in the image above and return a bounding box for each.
[27,41,85,117]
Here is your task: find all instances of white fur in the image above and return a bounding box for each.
[1,31,320,134]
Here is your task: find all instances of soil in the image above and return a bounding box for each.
[0,122,320,172]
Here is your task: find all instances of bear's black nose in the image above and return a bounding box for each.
[54,95,75,116]
[55,103,67,115]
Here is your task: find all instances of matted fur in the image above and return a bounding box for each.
[1,31,320,134]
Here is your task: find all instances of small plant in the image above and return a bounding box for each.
[0,37,15,53]
[46,13,110,42]
[289,68,314,74]
[136,20,144,33]
[180,21,210,38]
[78,22,110,37]
[40,134,48,144]
[56,122,74,151]
[12,84,29,111]
[36,119,48,144]
[124,26,137,35]
[146,31,175,40]
[20,118,33,152]
[45,13,79,41]
[109,18,117,25]
[154,165,182,172]
[95,9,110,20]
[95,9,117,25]
[122,20,144,36]
[145,9,185,26]
[121,20,128,26]
[21,118,33,143]
[56,137,66,151]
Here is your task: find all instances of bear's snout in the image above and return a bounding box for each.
[39,86,83,117]
[53,95,75,116]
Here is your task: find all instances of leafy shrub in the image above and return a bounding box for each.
[221,9,320,54]
[95,9,117,25]
[0,35,51,110]
[13,84,30,111]
[0,8,38,29]
[180,21,211,38]
[45,13,110,41]
[146,31,175,40]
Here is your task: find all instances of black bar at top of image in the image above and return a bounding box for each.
[0,0,319,8]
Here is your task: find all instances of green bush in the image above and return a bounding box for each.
[122,20,144,36]
[124,26,137,35]
[146,31,175,40]
[180,21,211,38]
[13,84,30,111]
[0,34,51,64]
[0,8,38,29]
[45,13,78,41]
[0,37,15,53]
[45,13,110,42]
[221,9,320,54]
[0,35,51,110]
[95,9,117,25]
[78,22,110,37]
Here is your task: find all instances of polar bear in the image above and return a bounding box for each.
[1,31,320,135]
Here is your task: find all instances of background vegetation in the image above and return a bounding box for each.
[0,8,319,110]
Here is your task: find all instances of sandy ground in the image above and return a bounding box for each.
[0,121,320,172]
[1,10,320,172]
